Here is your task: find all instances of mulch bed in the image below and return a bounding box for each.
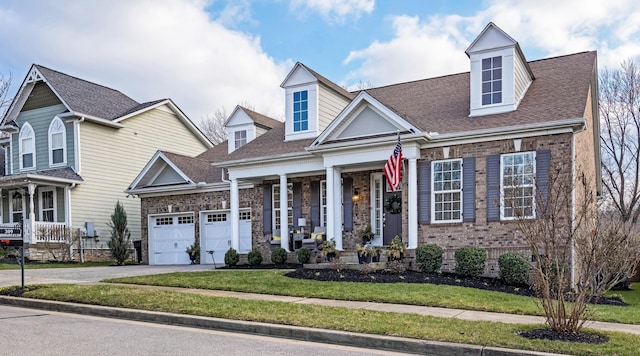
[519,328,609,344]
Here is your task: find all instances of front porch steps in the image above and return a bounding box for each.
[303,251,388,271]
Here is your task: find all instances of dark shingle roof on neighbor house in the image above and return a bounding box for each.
[35,65,163,121]
[221,51,597,163]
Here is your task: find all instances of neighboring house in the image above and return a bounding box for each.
[128,23,600,275]
[0,64,212,260]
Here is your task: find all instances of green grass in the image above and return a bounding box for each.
[11,283,640,356]
[106,270,640,324]
[0,261,130,270]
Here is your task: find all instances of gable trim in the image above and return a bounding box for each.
[127,151,194,191]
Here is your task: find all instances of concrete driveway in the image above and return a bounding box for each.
[0,264,213,287]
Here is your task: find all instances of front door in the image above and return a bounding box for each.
[371,173,402,246]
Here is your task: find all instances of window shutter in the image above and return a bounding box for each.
[536,149,551,214]
[310,181,320,229]
[486,154,501,222]
[293,182,302,229]
[263,184,272,234]
[342,177,353,231]
[418,160,431,224]
[462,157,476,222]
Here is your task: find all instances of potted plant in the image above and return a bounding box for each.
[185,241,200,264]
[356,244,373,264]
[359,225,374,245]
[386,235,405,261]
[320,238,337,261]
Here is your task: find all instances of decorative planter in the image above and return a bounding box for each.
[358,254,373,264]
[326,252,337,262]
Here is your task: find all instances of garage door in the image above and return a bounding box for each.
[201,209,252,265]
[150,214,194,265]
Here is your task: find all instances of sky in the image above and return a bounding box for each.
[0,0,639,125]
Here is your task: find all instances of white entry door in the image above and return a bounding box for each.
[150,214,194,265]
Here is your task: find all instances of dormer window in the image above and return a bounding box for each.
[293,90,308,132]
[19,122,35,170]
[234,130,247,149]
[482,56,502,105]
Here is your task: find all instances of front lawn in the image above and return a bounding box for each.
[0,260,129,270]
[9,283,640,356]
[105,269,640,325]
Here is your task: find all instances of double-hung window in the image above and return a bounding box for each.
[431,159,463,223]
[49,117,66,165]
[272,184,293,230]
[501,152,535,219]
[481,56,502,105]
[293,90,308,132]
[40,188,56,222]
[20,123,35,170]
[234,130,247,149]
[320,180,327,227]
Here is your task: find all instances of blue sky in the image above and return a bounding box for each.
[1,0,639,124]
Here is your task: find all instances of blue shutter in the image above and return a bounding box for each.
[486,155,501,222]
[293,182,302,229]
[462,157,476,222]
[418,160,431,224]
[310,181,320,229]
[343,177,353,231]
[263,184,272,234]
[536,150,551,215]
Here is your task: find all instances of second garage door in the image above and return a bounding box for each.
[200,209,251,265]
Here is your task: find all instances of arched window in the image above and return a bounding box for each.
[19,122,35,170]
[49,117,66,166]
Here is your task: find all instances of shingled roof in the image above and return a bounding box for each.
[220,51,596,163]
[34,65,142,121]
[240,106,282,129]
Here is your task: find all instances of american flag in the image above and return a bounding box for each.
[384,134,403,191]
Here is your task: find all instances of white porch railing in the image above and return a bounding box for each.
[33,222,69,243]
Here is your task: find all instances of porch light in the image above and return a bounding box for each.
[352,189,360,202]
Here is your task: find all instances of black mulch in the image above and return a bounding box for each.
[519,328,609,344]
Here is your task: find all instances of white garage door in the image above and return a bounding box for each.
[150,214,194,265]
[201,209,252,265]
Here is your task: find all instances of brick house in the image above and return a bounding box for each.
[127,23,600,274]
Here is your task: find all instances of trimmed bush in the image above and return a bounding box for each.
[415,244,443,273]
[454,246,486,278]
[271,247,288,265]
[297,247,311,264]
[498,253,531,286]
[224,248,240,266]
[247,248,263,266]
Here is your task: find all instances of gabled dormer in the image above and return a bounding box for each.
[280,63,353,141]
[466,22,534,117]
[225,106,281,153]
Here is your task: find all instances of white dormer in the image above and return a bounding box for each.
[225,107,258,153]
[280,63,352,141]
[466,22,534,117]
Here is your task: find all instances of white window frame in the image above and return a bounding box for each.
[272,183,293,230]
[320,180,327,227]
[10,190,24,223]
[19,122,35,170]
[431,158,463,223]
[481,55,503,106]
[234,130,247,150]
[48,116,66,166]
[293,90,309,132]
[38,187,57,222]
[500,151,536,220]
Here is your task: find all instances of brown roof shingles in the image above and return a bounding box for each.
[240,106,282,129]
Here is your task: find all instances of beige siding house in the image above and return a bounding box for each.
[0,64,211,260]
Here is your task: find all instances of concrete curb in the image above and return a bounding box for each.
[0,296,564,356]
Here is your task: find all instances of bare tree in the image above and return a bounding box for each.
[0,72,12,117]
[600,59,640,223]
[512,164,640,333]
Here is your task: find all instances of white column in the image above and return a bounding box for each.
[326,167,335,243]
[230,178,240,251]
[279,174,289,251]
[408,158,418,249]
[27,183,36,243]
[332,167,343,250]
[65,186,72,226]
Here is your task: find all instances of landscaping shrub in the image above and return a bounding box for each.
[454,246,486,278]
[297,247,311,264]
[415,244,443,273]
[271,247,288,265]
[498,252,531,286]
[247,248,263,266]
[107,201,132,266]
[224,248,240,266]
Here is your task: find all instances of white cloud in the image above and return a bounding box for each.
[290,0,374,23]
[343,0,640,87]
[0,0,288,123]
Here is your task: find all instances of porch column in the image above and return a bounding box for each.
[326,167,335,244]
[64,186,72,226]
[230,178,240,251]
[408,158,418,249]
[279,174,289,251]
[331,167,343,250]
[26,183,36,244]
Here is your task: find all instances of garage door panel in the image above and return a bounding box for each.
[150,215,194,265]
